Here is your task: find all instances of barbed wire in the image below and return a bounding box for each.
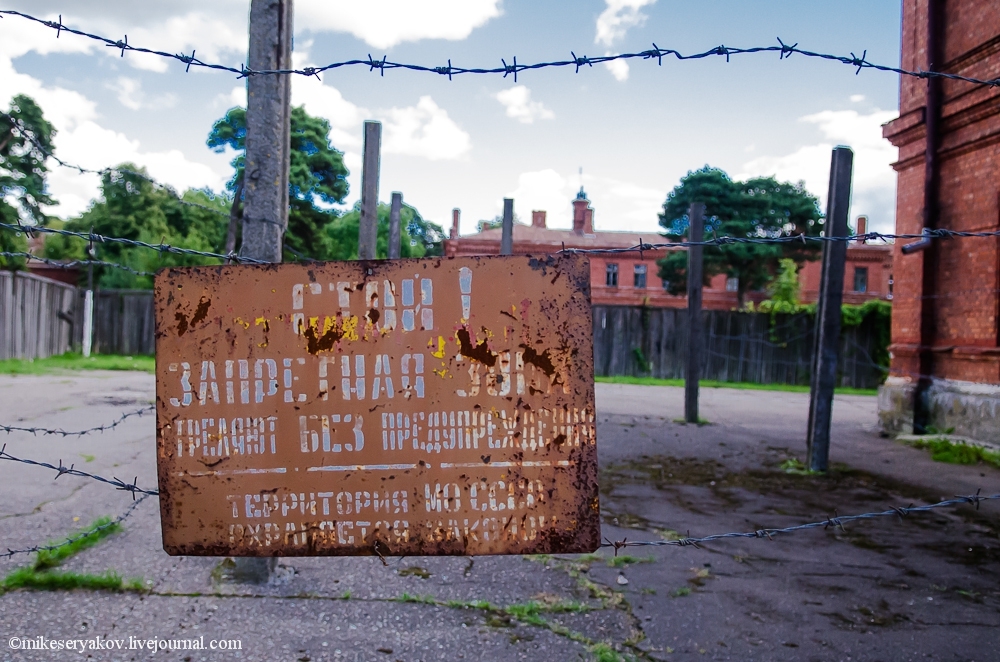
[556,229,1000,255]
[0,222,253,264]
[3,223,999,268]
[1,110,231,222]
[1,405,154,437]
[1,9,998,88]
[0,493,151,561]
[0,252,154,277]
[0,444,158,497]
[601,491,999,552]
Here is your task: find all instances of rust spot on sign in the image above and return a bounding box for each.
[154,255,598,557]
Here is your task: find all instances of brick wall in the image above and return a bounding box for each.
[883,0,1000,385]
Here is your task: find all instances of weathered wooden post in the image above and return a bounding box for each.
[388,192,402,259]
[806,146,854,472]
[358,121,382,260]
[232,0,293,583]
[501,198,514,256]
[685,202,705,424]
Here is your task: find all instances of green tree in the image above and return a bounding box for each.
[657,166,822,307]
[207,106,349,258]
[769,258,801,305]
[323,201,445,261]
[43,166,228,288]
[1,94,57,269]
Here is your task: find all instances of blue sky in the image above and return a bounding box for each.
[0,1,903,235]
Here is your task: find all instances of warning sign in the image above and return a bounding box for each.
[154,255,599,556]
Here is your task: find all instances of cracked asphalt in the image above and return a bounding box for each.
[1,372,998,661]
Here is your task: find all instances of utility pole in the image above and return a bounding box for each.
[358,121,382,260]
[239,0,292,264]
[806,146,854,472]
[684,202,705,424]
[388,192,402,259]
[82,236,95,357]
[500,198,514,256]
[232,0,292,583]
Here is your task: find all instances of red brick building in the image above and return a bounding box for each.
[445,190,891,309]
[879,0,1000,441]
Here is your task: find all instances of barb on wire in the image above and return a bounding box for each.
[1,405,155,437]
[0,110,231,222]
[0,252,154,277]
[0,445,158,497]
[1,10,998,87]
[555,228,1000,254]
[0,222,262,265]
[1,493,152,561]
[600,491,999,551]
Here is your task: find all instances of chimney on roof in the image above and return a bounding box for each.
[855,215,867,243]
[572,187,594,235]
[531,210,547,228]
[451,208,460,239]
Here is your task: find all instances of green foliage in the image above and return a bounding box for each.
[657,166,823,306]
[0,352,155,374]
[324,201,444,261]
[769,258,800,305]
[43,166,229,288]
[1,95,57,269]
[904,438,1000,469]
[208,105,350,258]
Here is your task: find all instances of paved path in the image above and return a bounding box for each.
[1,374,998,661]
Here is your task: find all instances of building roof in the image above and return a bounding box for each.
[453,223,666,251]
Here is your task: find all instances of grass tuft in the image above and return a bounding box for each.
[0,352,154,375]
[904,437,1000,469]
[34,516,121,571]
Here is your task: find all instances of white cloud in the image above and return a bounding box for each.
[595,0,656,47]
[738,107,898,232]
[0,55,225,218]
[494,86,554,124]
[381,96,471,161]
[604,57,630,82]
[850,94,866,103]
[296,0,502,49]
[107,77,177,111]
[506,170,575,227]
[501,170,664,232]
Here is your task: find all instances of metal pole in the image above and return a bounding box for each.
[913,0,943,434]
[82,246,94,357]
[359,121,382,260]
[500,198,514,256]
[685,202,705,424]
[239,0,292,264]
[232,0,292,583]
[388,192,402,259]
[806,146,854,472]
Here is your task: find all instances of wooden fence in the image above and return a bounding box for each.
[0,271,80,360]
[592,305,887,390]
[93,290,156,356]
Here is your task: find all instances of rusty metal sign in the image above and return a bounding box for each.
[154,255,599,557]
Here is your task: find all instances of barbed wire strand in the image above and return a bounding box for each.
[1,10,998,88]
[0,222,255,264]
[0,445,158,497]
[1,405,155,437]
[0,252,155,277]
[4,222,1000,267]
[0,110,232,222]
[600,491,1000,553]
[1,493,151,561]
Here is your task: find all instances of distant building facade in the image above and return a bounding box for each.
[879,0,1000,441]
[445,190,891,310]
